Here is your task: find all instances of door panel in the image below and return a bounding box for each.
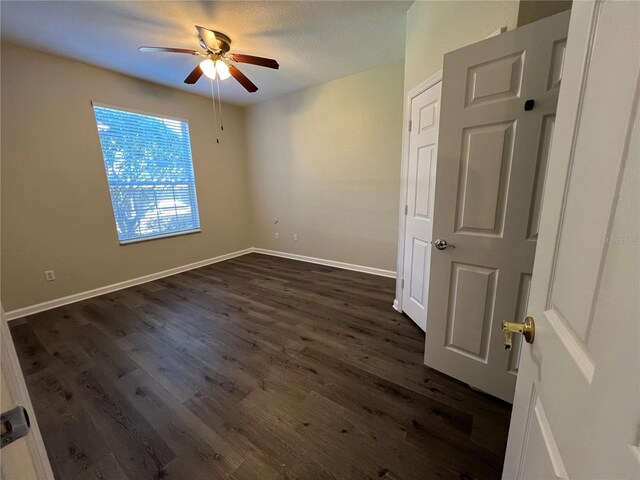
[519,389,568,480]
[466,52,524,107]
[547,39,566,91]
[527,115,555,241]
[401,82,442,331]
[414,145,435,219]
[418,99,438,132]
[504,1,640,478]
[456,121,515,235]
[409,239,428,305]
[425,11,570,402]
[446,263,497,361]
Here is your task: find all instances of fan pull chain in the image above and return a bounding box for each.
[209,77,220,143]
[215,74,224,132]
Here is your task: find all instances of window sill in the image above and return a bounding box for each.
[119,228,201,245]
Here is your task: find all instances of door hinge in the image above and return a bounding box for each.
[401,279,405,289]
[408,120,412,132]
[404,204,408,215]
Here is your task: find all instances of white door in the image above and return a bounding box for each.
[425,11,570,402]
[504,1,640,478]
[401,81,442,331]
[0,308,54,479]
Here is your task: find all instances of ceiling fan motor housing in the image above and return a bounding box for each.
[202,31,232,54]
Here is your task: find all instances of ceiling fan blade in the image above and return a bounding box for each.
[195,25,219,51]
[184,64,204,84]
[229,65,258,93]
[231,53,279,70]
[139,46,199,55]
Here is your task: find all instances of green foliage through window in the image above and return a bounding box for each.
[93,105,201,243]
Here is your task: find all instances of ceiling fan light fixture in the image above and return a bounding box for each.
[199,59,217,79]
[141,26,275,92]
[215,60,231,80]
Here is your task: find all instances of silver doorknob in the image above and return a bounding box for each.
[434,239,455,250]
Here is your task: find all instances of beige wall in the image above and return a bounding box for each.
[245,62,404,271]
[404,1,519,94]
[517,0,572,27]
[1,43,251,311]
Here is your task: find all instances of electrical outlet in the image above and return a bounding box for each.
[293,234,298,242]
[275,232,279,239]
[44,270,55,282]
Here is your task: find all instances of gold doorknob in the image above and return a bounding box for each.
[502,316,535,350]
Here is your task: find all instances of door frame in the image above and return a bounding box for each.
[394,70,442,314]
[0,306,54,478]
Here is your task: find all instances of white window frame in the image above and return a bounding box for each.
[92,101,202,245]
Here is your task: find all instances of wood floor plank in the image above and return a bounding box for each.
[11,253,512,479]
[74,367,176,479]
[11,322,53,375]
[23,365,111,479]
[293,390,457,480]
[26,307,89,353]
[295,346,474,436]
[76,324,138,381]
[75,453,131,480]
[229,457,283,480]
[115,368,246,478]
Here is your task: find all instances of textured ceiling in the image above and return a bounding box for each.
[0,1,411,106]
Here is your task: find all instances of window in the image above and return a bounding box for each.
[93,104,201,244]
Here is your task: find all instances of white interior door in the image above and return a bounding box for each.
[425,11,570,402]
[401,81,442,331]
[504,1,640,478]
[0,308,54,479]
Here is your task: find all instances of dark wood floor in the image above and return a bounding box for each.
[11,253,511,480]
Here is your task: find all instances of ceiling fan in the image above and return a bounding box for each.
[139,25,279,93]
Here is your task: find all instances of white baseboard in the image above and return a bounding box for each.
[4,247,396,322]
[4,248,253,322]
[393,299,400,312]
[252,248,396,278]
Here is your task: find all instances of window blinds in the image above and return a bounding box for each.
[93,105,201,244]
